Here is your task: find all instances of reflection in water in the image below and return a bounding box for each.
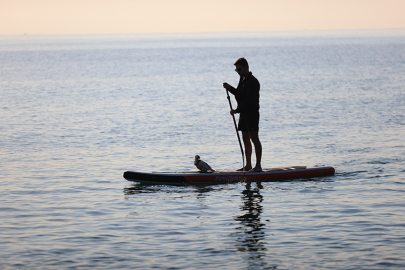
[123,184,215,196]
[233,182,276,269]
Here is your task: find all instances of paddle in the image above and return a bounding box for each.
[225,89,245,171]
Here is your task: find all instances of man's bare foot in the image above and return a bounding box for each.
[249,166,262,172]
[237,166,252,171]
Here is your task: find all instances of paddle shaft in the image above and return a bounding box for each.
[226,90,245,168]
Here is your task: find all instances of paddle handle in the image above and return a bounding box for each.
[226,90,245,169]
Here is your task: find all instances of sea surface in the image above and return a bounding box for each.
[1,29,405,269]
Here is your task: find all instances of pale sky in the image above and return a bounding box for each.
[1,0,405,35]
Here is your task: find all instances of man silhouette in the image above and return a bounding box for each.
[223,58,262,172]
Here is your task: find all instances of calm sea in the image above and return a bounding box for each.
[1,29,405,269]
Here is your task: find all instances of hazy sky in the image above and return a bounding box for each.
[1,0,405,35]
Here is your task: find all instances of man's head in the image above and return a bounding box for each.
[234,57,249,77]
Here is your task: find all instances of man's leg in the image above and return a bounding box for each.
[242,131,252,171]
[248,131,262,171]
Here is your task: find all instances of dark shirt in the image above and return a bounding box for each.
[228,72,260,114]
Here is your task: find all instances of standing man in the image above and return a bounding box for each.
[223,58,262,172]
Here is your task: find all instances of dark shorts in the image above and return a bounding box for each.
[238,111,260,132]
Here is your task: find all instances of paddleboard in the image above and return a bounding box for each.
[123,165,335,185]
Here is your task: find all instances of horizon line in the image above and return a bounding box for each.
[1,27,405,37]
